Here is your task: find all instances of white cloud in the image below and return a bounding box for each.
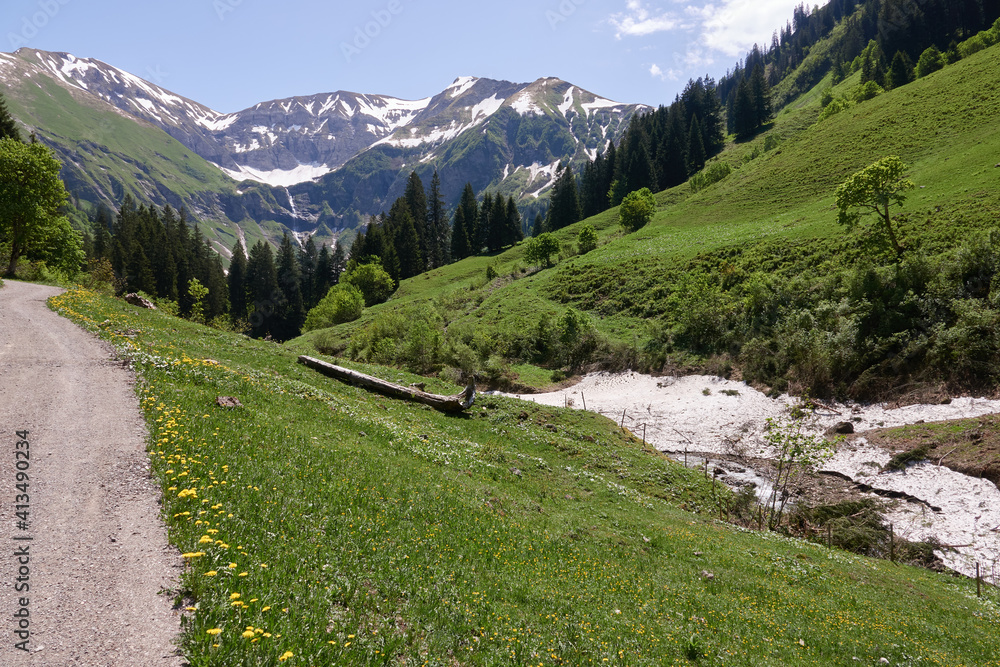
[696,0,806,57]
[650,63,682,81]
[610,0,684,39]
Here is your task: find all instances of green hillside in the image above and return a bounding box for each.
[1,67,318,254]
[295,42,1000,399]
[49,287,1000,666]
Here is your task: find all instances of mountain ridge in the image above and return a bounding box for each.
[1,48,648,245]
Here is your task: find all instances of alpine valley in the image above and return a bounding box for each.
[0,47,648,254]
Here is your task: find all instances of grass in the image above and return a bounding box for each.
[48,286,1000,666]
[296,43,1000,395]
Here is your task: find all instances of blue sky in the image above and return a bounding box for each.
[6,0,806,112]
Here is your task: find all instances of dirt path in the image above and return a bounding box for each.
[0,281,183,666]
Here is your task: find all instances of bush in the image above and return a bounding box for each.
[915,45,944,78]
[523,233,560,268]
[618,188,656,232]
[817,97,855,122]
[852,80,884,102]
[344,261,395,306]
[690,162,732,193]
[577,225,597,255]
[303,283,365,331]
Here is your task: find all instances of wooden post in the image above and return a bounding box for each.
[642,424,646,447]
[827,524,832,549]
[977,562,982,598]
[620,409,627,429]
[684,446,688,468]
[582,393,586,411]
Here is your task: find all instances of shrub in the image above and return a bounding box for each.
[618,188,656,232]
[852,80,884,102]
[523,233,560,268]
[577,225,597,255]
[690,162,732,193]
[915,45,944,78]
[344,261,395,306]
[303,283,365,331]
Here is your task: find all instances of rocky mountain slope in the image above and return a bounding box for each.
[1,48,647,244]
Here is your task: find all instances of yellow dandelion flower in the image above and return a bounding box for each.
[261,606,271,612]
[241,630,255,639]
[278,650,294,661]
[181,552,205,559]
[230,593,241,600]
[203,571,217,577]
[206,628,222,636]
[238,571,249,577]
[228,563,238,569]
[198,535,213,544]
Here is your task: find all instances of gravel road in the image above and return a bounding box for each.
[0,281,184,666]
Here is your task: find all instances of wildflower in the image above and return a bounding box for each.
[242,630,255,639]
[204,571,217,577]
[198,535,213,544]
[278,651,294,662]
[181,552,205,559]
[206,628,222,636]
[230,593,241,600]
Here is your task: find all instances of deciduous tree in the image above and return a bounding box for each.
[835,156,914,258]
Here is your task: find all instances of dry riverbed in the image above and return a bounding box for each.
[503,371,1000,583]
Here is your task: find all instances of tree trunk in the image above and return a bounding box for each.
[298,356,475,413]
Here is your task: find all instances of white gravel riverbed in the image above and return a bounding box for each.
[504,372,1000,581]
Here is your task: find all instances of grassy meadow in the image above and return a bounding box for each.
[49,287,1000,666]
[296,43,1000,398]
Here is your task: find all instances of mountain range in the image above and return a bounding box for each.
[0,48,648,253]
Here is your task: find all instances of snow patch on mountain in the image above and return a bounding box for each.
[447,76,478,98]
[220,162,331,187]
[559,87,577,117]
[470,94,505,121]
[581,96,622,116]
[510,91,542,115]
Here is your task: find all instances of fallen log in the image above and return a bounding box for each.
[298,356,475,413]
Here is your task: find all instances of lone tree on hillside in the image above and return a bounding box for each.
[835,156,914,258]
[523,233,560,268]
[618,187,657,232]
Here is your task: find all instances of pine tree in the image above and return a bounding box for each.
[403,171,429,264]
[686,116,706,174]
[228,239,248,322]
[390,199,423,279]
[0,92,21,142]
[732,79,756,141]
[546,163,581,232]
[299,236,318,310]
[503,196,523,247]
[245,240,280,339]
[276,233,305,339]
[458,183,479,256]
[450,206,470,261]
[428,170,450,267]
[888,50,915,89]
[478,192,493,254]
[314,243,334,301]
[486,194,506,252]
[749,64,773,127]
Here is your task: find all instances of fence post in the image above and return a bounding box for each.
[827,524,832,549]
[977,562,982,598]
[620,409,627,429]
[889,524,895,563]
[582,393,586,411]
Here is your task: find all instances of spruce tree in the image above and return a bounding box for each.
[749,64,772,128]
[732,79,756,141]
[403,171,429,263]
[451,206,470,261]
[276,233,305,340]
[888,51,915,89]
[0,92,21,142]
[428,170,450,267]
[478,192,493,254]
[504,196,523,247]
[245,240,280,339]
[314,243,334,301]
[546,163,581,232]
[686,116,706,174]
[299,236,318,310]
[228,239,248,322]
[486,194,506,252]
[458,183,479,256]
[390,199,423,279]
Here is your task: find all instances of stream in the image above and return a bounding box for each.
[504,372,1000,583]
